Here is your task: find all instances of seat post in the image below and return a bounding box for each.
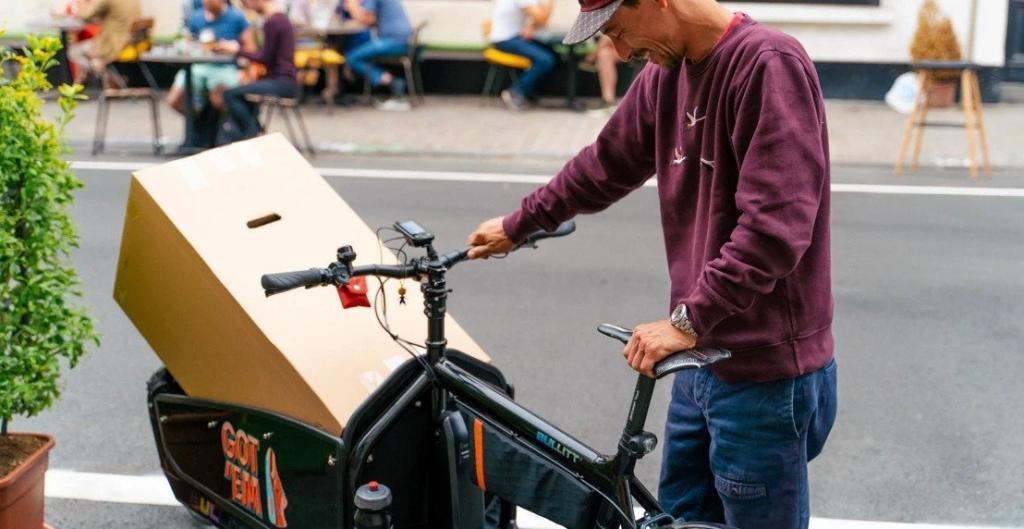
[623,374,655,438]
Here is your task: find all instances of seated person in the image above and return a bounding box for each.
[342,0,413,111]
[285,0,354,105]
[585,34,621,114]
[489,0,556,111]
[181,0,203,22]
[166,0,253,115]
[67,0,142,84]
[216,0,299,142]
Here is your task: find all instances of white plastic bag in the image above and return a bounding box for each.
[885,72,919,114]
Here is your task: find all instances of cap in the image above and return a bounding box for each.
[563,0,624,45]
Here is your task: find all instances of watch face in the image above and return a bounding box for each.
[671,304,685,324]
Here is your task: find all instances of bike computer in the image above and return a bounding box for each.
[394,220,435,247]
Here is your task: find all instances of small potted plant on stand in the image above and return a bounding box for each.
[910,0,963,107]
[0,35,95,528]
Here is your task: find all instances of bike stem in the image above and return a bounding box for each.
[420,245,451,418]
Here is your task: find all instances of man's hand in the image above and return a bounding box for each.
[214,40,240,54]
[466,216,516,259]
[623,319,697,378]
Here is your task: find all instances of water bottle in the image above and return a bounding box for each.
[354,481,393,529]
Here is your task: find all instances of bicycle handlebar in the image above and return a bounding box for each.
[260,268,330,296]
[260,221,575,297]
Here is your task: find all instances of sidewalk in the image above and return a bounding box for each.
[48,95,1024,168]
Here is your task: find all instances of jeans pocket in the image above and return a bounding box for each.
[714,475,767,501]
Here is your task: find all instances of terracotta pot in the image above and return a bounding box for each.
[0,433,55,529]
[927,80,958,108]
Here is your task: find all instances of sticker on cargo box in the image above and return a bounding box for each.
[360,370,386,391]
[383,355,408,373]
[235,142,265,166]
[220,422,290,527]
[208,150,239,174]
[175,159,208,191]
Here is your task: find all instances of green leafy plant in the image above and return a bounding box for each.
[0,34,96,436]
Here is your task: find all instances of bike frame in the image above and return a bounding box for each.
[346,249,667,529]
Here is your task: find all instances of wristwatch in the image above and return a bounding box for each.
[670,303,698,340]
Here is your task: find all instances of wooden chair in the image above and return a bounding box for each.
[894,61,992,180]
[92,18,163,156]
[244,94,316,156]
[295,46,345,107]
[479,19,531,105]
[363,22,428,105]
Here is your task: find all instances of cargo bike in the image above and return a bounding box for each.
[146,219,734,529]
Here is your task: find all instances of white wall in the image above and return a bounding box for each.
[3,0,183,40]
[3,0,1010,67]
[405,0,1010,66]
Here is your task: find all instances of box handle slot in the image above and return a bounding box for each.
[247,213,282,229]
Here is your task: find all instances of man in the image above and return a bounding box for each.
[216,0,298,142]
[67,0,141,83]
[343,0,413,111]
[489,0,556,111]
[466,1,837,528]
[166,0,253,115]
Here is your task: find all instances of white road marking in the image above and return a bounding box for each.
[45,469,179,506]
[43,470,1016,529]
[69,161,1024,198]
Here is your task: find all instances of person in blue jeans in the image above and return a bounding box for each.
[216,0,298,142]
[489,0,556,111]
[343,0,413,110]
[466,0,839,527]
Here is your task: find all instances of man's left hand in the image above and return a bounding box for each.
[624,319,697,378]
[214,40,240,54]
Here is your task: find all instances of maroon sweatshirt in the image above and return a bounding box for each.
[237,12,297,84]
[503,14,833,383]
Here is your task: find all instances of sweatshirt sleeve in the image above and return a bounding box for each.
[237,15,278,64]
[502,65,659,242]
[681,52,828,336]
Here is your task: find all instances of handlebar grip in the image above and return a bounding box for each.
[521,220,576,247]
[261,268,328,297]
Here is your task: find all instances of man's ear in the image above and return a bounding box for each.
[653,0,669,9]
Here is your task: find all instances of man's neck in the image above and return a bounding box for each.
[260,3,280,17]
[677,1,736,63]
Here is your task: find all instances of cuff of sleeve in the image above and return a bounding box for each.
[680,283,736,337]
[502,208,543,244]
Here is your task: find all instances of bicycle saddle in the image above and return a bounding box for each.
[597,323,731,379]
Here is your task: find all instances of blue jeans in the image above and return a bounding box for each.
[659,359,838,529]
[223,79,297,140]
[346,37,408,86]
[493,38,557,98]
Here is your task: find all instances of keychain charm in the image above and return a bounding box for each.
[398,284,407,305]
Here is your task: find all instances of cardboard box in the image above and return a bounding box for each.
[114,134,489,435]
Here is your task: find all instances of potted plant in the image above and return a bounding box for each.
[0,35,95,528]
[909,0,963,107]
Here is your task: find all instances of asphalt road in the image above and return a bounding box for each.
[18,157,1024,528]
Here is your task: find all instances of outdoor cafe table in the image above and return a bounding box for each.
[141,48,236,153]
[25,17,85,85]
[295,19,368,38]
[534,30,586,112]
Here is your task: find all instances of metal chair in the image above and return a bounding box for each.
[362,22,428,105]
[92,18,162,156]
[244,94,316,156]
[480,47,531,105]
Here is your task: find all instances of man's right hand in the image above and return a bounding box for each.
[466,216,516,259]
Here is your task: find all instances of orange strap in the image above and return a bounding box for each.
[473,418,486,490]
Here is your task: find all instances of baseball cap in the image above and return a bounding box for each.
[563,0,625,45]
